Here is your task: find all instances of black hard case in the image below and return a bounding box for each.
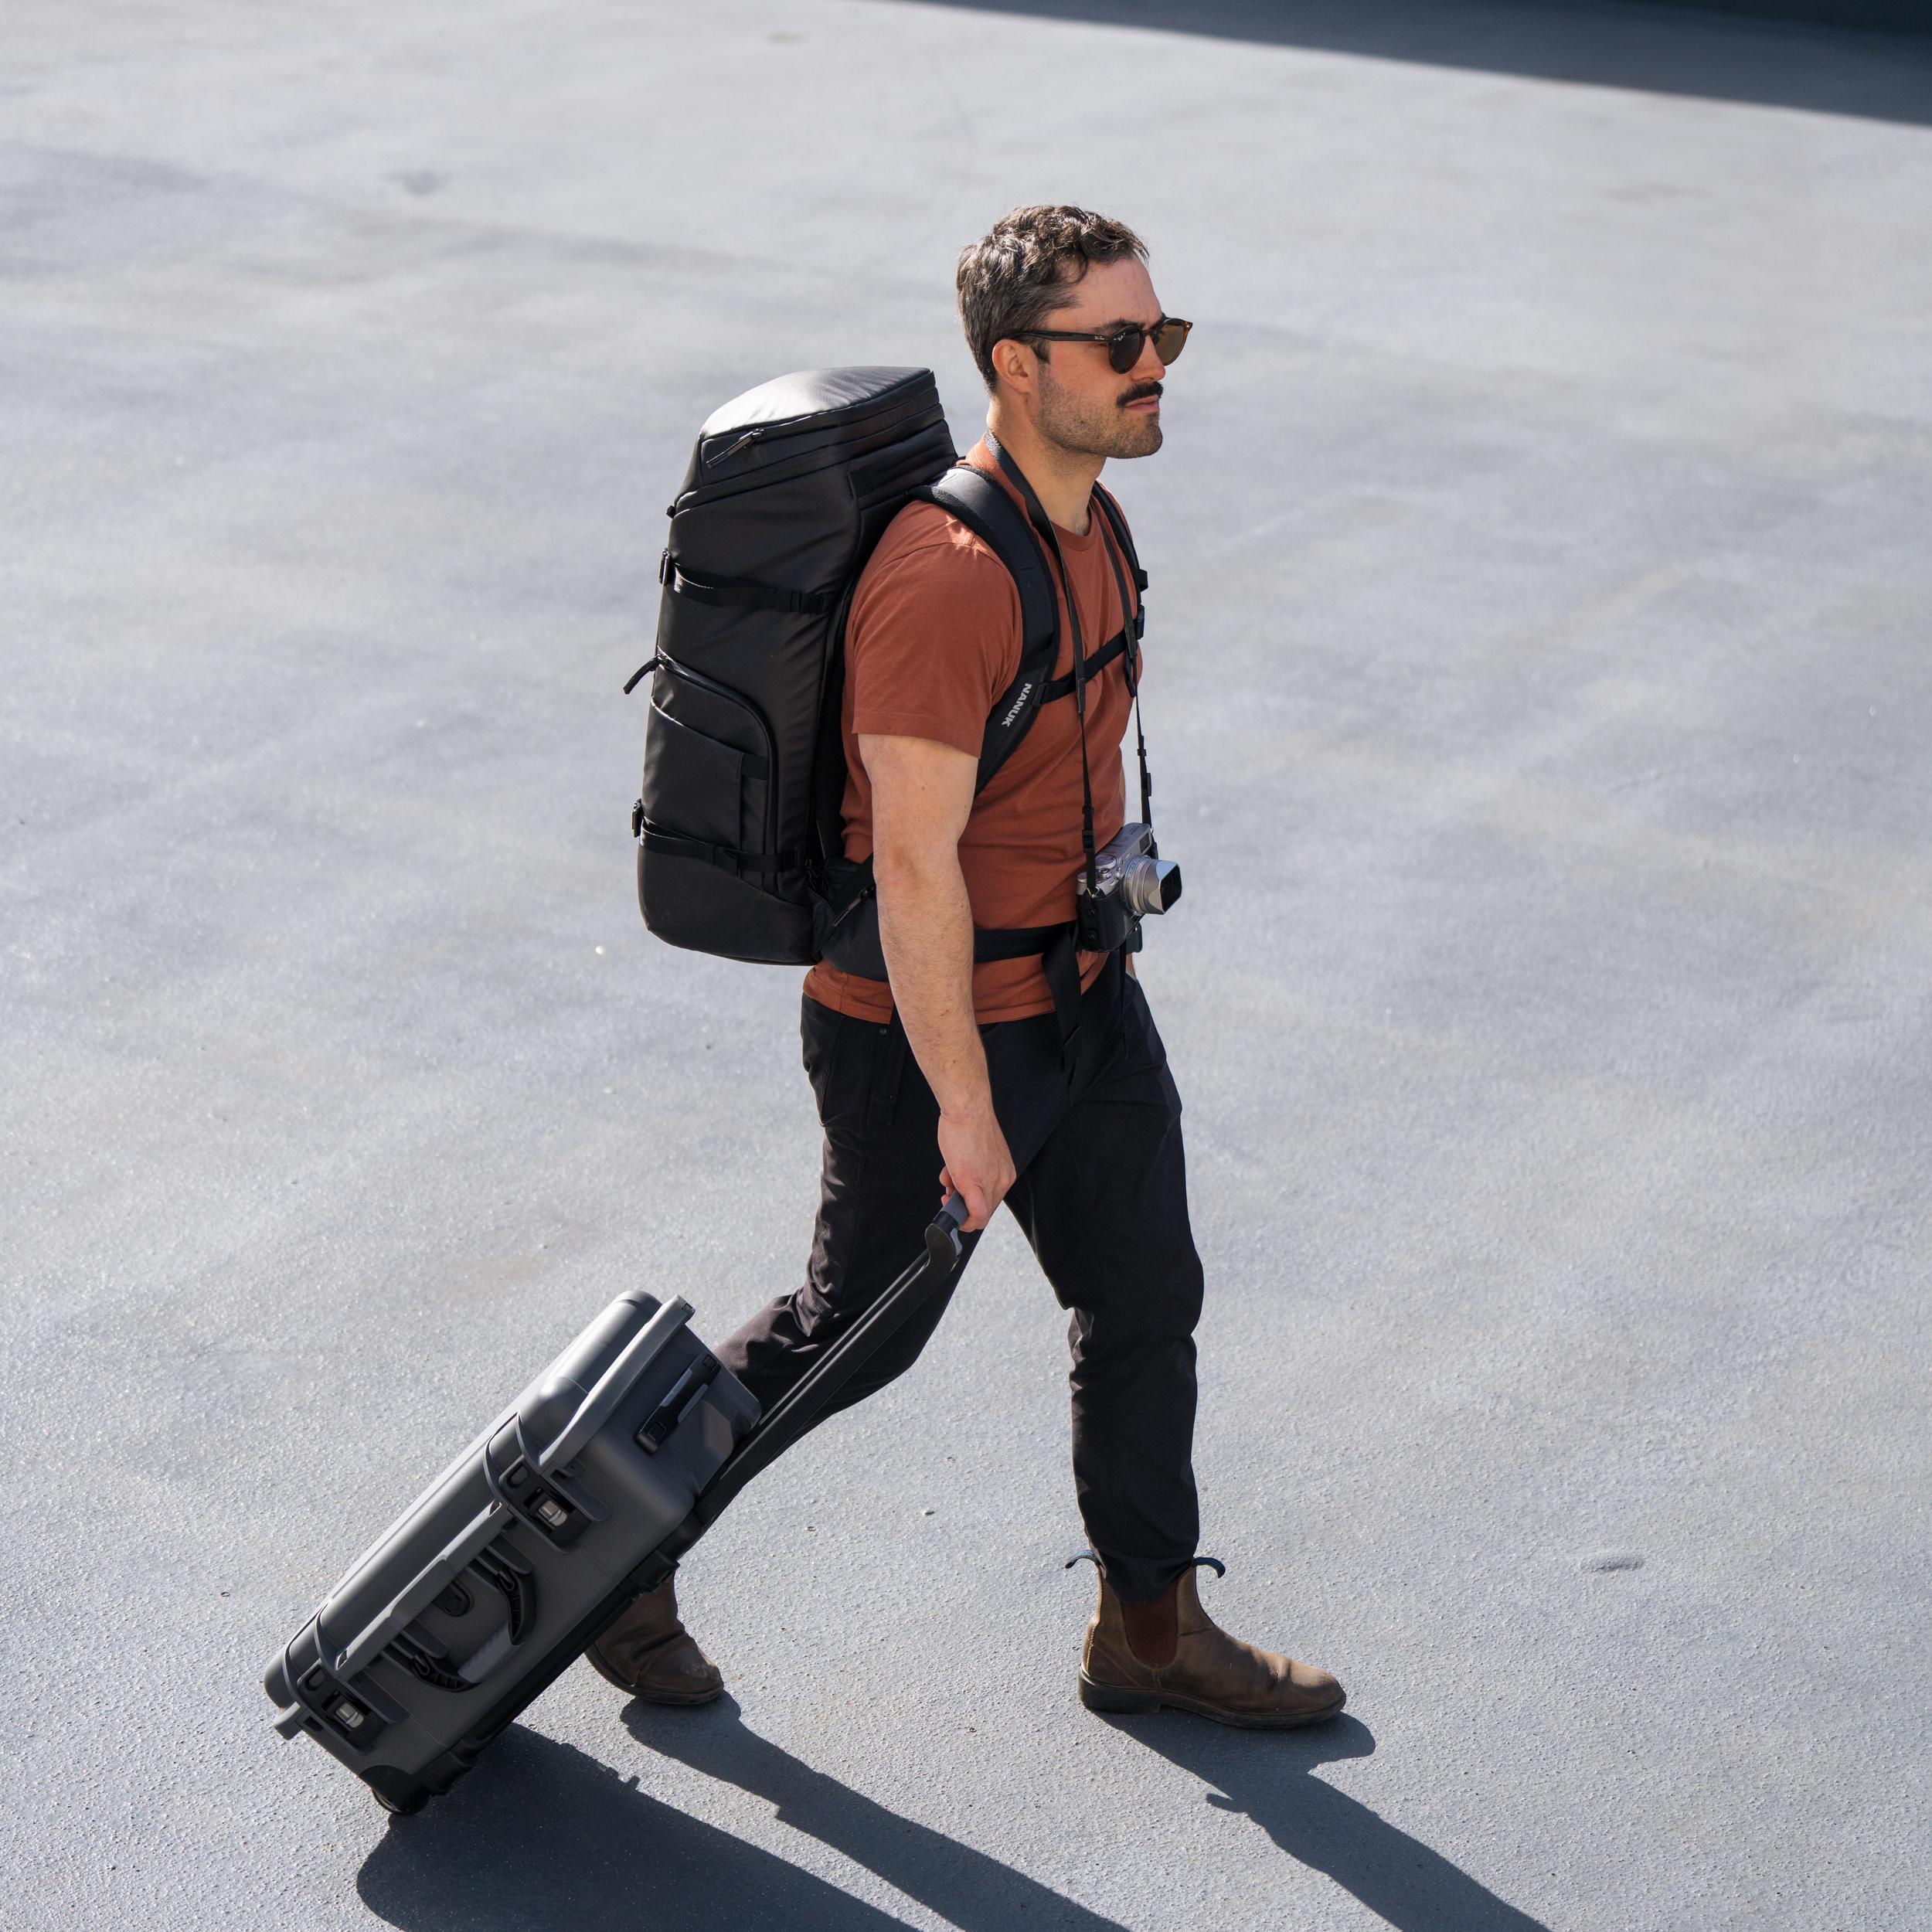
[266,1199,968,1814]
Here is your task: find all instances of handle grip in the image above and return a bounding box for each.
[332,1504,505,1679]
[541,1296,694,1477]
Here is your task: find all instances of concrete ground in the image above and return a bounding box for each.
[5,2,1929,1927]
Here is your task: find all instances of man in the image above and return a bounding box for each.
[590,206,1344,1729]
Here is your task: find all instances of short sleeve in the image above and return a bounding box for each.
[845,521,1022,761]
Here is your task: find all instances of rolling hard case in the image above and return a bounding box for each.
[265,1195,969,1815]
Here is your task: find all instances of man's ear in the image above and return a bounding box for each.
[991,336,1037,397]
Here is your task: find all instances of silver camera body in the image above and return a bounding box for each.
[1073,821,1182,952]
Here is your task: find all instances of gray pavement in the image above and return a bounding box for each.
[5,2,1930,1928]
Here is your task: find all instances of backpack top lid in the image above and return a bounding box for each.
[678,368,947,505]
[699,366,930,438]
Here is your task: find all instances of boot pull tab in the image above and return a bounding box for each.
[1065,1550,1225,1579]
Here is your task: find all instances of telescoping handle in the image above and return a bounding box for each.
[687,1192,971,1529]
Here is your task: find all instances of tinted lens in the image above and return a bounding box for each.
[1107,327,1145,374]
[1150,318,1191,366]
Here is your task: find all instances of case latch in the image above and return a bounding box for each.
[638,1353,720,1453]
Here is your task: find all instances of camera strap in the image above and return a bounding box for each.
[1097,522,1154,828]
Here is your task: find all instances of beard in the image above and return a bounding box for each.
[1035,363,1165,460]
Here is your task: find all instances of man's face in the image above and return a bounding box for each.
[1016,255,1170,461]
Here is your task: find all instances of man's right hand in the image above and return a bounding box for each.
[938,1103,1017,1233]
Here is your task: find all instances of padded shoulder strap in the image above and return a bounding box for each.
[917,465,1062,796]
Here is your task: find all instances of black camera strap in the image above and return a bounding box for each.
[1097,524,1154,828]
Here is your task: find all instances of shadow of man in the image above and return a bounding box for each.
[356,1723,911,1932]
[356,1707,1125,1932]
[1094,1712,1552,1932]
[624,1695,1127,1930]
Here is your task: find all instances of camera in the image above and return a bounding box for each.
[1073,821,1182,953]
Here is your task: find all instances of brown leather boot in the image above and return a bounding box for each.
[583,1575,723,1705]
[1078,1560,1345,1729]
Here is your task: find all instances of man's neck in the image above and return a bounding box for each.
[984,406,1102,536]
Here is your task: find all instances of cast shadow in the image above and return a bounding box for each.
[356,1702,1124,1932]
[886,0,1932,127]
[1093,1711,1553,1932]
[634,1691,1549,1932]
[621,1696,1127,1930]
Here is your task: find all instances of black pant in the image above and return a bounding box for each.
[715,947,1205,1604]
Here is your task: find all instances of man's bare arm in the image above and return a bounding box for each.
[859,730,1017,1231]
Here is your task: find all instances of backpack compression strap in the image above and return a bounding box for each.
[658,550,842,617]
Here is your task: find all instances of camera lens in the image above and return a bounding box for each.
[1120,855,1182,917]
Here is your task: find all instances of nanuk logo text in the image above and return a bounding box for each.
[1001,682,1034,727]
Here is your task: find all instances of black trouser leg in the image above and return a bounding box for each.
[714,955,1203,1603]
[1001,970,1205,1605]
[716,993,979,1419]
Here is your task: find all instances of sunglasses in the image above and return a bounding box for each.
[1020,314,1192,375]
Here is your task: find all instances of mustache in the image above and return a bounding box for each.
[1118,381,1163,406]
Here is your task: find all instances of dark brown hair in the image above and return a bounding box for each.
[956,205,1148,392]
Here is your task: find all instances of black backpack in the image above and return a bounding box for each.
[628,365,1147,995]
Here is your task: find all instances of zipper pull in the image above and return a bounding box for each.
[707,426,764,467]
[622,655,661,696]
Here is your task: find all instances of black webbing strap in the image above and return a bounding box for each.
[1039,926,1085,1059]
[1096,532,1154,827]
[638,821,804,879]
[1040,630,1128,704]
[660,552,838,617]
[817,858,1071,979]
[971,917,1072,962]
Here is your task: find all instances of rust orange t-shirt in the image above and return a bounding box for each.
[802,439,1144,1025]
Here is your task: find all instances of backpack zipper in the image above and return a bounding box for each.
[706,427,764,467]
[693,390,944,488]
[649,653,779,859]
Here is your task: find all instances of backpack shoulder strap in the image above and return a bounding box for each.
[1090,484,1148,633]
[916,464,1061,796]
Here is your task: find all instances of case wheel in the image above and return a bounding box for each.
[366,1771,429,1816]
